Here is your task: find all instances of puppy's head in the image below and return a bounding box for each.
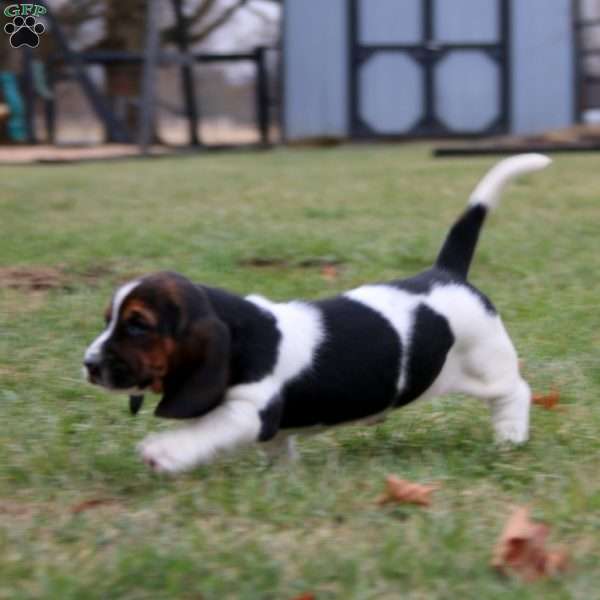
[83,271,230,419]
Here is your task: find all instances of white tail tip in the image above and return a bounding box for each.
[469,153,551,211]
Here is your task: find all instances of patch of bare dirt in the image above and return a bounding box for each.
[70,498,122,515]
[77,263,128,286]
[0,266,67,291]
[0,144,171,165]
[0,264,132,292]
[239,256,344,269]
[0,501,33,517]
[526,124,600,145]
[239,256,345,281]
[436,124,600,155]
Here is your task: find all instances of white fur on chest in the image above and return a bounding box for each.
[225,295,325,409]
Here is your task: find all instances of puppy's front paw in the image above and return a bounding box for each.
[494,420,529,445]
[137,433,195,474]
[491,380,530,446]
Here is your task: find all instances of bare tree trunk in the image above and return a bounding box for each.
[29,0,280,143]
[103,0,148,140]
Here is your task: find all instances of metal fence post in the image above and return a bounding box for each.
[36,0,130,143]
[138,0,161,154]
[255,46,270,146]
[172,0,201,146]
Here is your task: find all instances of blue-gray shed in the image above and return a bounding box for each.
[283,0,575,140]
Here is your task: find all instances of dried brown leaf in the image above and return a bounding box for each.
[320,264,339,281]
[71,498,120,514]
[376,475,440,507]
[492,506,569,581]
[532,390,561,410]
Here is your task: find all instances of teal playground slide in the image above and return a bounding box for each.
[0,71,27,141]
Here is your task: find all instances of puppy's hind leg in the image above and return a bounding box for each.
[489,377,531,444]
[450,316,531,444]
[478,330,531,444]
[458,369,531,444]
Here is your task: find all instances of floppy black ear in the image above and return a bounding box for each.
[155,318,230,419]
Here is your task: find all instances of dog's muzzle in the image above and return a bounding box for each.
[83,349,141,390]
[83,358,102,384]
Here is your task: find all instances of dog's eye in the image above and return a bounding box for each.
[124,317,153,337]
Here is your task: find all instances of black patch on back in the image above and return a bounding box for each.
[396,304,454,406]
[203,286,280,385]
[280,297,401,428]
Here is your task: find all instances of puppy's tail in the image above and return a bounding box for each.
[434,153,551,280]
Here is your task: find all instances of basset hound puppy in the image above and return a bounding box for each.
[84,154,550,474]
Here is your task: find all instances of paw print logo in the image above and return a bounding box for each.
[4,16,45,49]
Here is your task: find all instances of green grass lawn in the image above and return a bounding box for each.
[1,144,599,599]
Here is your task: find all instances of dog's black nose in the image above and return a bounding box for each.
[84,360,101,381]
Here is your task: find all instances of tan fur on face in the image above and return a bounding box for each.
[141,337,176,393]
[99,272,216,395]
[121,299,159,328]
[116,296,174,391]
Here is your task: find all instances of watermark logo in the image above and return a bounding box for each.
[3,4,47,48]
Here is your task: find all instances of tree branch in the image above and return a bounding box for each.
[56,0,104,27]
[187,0,220,27]
[162,0,220,45]
[186,0,250,44]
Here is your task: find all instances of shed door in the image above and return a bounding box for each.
[350,0,510,137]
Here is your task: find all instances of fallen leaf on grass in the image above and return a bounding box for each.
[0,501,32,516]
[376,475,440,507]
[532,390,561,410]
[71,498,120,514]
[320,264,339,281]
[239,257,289,268]
[492,506,569,581]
